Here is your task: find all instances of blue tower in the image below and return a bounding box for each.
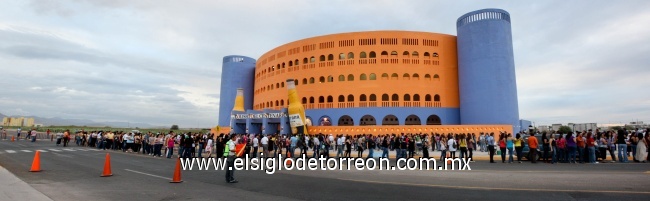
[456,9,520,130]
[217,55,256,127]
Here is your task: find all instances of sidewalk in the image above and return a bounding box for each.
[0,165,53,201]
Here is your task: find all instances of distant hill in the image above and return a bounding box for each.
[0,113,157,128]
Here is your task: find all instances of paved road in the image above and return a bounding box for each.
[0,139,649,201]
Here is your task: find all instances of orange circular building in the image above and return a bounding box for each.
[251,31,458,128]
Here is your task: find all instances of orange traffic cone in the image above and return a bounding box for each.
[286,152,292,166]
[29,151,41,172]
[11,136,15,142]
[170,158,183,183]
[101,153,113,177]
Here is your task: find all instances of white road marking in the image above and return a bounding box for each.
[36,150,48,152]
[63,148,75,151]
[49,149,62,152]
[21,150,33,153]
[52,152,72,158]
[124,169,173,180]
[6,150,16,153]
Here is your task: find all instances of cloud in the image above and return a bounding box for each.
[0,0,648,128]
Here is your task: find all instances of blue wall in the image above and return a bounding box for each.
[218,55,256,127]
[305,107,460,126]
[456,9,519,130]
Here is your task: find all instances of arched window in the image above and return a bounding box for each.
[412,73,420,80]
[404,94,411,101]
[319,55,325,62]
[347,94,354,102]
[347,74,354,81]
[369,51,376,58]
[382,115,399,125]
[282,63,285,68]
[405,115,421,125]
[328,54,334,61]
[390,51,398,56]
[413,94,420,101]
[275,100,278,106]
[433,52,439,57]
[295,59,300,65]
[310,56,315,63]
[347,52,354,59]
[318,96,324,103]
[423,52,430,58]
[369,94,377,101]
[433,74,440,81]
[360,51,367,58]
[289,61,292,66]
[369,73,376,80]
[339,53,345,60]
[309,77,315,84]
[302,97,307,104]
[360,94,367,101]
[434,94,440,102]
[359,115,376,126]
[382,94,389,101]
[424,74,431,80]
[280,99,284,106]
[293,79,297,86]
[381,51,388,56]
[319,76,325,83]
[425,94,432,101]
[426,115,442,125]
[338,95,345,102]
[327,76,334,82]
[309,97,314,104]
[403,73,410,80]
[403,51,410,56]
[303,58,308,64]
[412,51,419,58]
[381,73,389,80]
[391,73,398,80]
[338,115,354,126]
[338,75,345,81]
[360,74,367,80]
[391,94,399,101]
[276,83,279,88]
[327,96,333,103]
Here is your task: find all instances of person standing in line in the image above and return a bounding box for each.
[498,133,507,163]
[541,132,549,163]
[356,135,365,158]
[607,132,617,162]
[576,132,586,164]
[290,134,298,158]
[367,135,375,159]
[528,132,539,164]
[394,136,402,159]
[30,128,36,142]
[313,135,321,158]
[382,135,390,159]
[260,134,269,158]
[616,129,628,163]
[459,134,468,162]
[567,132,577,163]
[166,134,175,158]
[487,133,496,163]
[634,133,647,163]
[550,134,557,164]
[447,135,457,159]
[557,135,566,163]
[422,134,430,158]
[197,135,205,158]
[478,133,485,152]
[336,135,344,158]
[506,133,514,163]
[514,134,523,163]
[183,134,194,158]
[587,133,597,164]
[17,128,21,140]
[344,136,352,158]
[439,136,447,161]
[251,134,259,158]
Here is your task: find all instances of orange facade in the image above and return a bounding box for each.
[252,31,458,111]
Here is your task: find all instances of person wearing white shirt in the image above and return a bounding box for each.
[261,135,269,158]
[336,135,344,158]
[328,134,335,150]
[252,135,259,158]
[448,137,457,159]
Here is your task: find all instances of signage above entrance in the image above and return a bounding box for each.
[231,113,288,119]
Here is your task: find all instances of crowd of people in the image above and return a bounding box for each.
[53,128,649,164]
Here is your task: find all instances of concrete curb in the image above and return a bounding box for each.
[0,165,53,201]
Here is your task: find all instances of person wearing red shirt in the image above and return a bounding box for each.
[528,133,539,163]
[587,133,598,164]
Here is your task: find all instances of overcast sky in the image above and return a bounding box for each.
[0,0,648,128]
